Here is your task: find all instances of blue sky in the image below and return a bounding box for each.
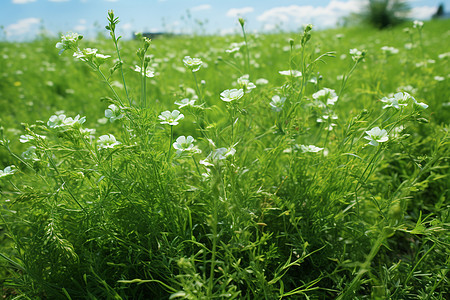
[1,0,447,40]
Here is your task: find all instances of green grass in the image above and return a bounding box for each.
[0,12,449,299]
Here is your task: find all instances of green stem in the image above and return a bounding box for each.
[167,126,173,161]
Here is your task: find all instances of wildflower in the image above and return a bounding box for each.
[174,98,197,109]
[0,166,16,179]
[237,74,256,92]
[22,146,38,161]
[134,65,155,78]
[55,32,82,55]
[220,89,244,102]
[97,134,121,150]
[364,127,389,146]
[279,70,302,77]
[380,92,410,109]
[158,110,184,126]
[200,147,236,167]
[413,20,424,29]
[47,114,86,129]
[312,88,338,106]
[255,78,269,85]
[349,48,366,62]
[105,104,124,122]
[434,76,445,81]
[298,144,324,153]
[183,56,203,72]
[269,95,286,112]
[381,46,399,55]
[80,127,96,140]
[173,136,201,155]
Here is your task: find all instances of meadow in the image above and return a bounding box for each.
[0,11,449,299]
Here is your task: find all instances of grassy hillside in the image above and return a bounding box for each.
[0,12,448,299]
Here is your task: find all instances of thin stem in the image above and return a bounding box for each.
[192,72,203,103]
[240,24,250,75]
[111,33,132,107]
[167,126,173,161]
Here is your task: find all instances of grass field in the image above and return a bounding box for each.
[0,11,449,299]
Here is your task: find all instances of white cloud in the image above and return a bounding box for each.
[257,0,365,29]
[409,6,436,20]
[191,4,211,12]
[6,18,40,37]
[226,7,254,18]
[12,0,36,4]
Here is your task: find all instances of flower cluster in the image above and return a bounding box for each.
[350,48,366,62]
[47,114,86,130]
[279,70,302,77]
[237,75,256,93]
[73,48,111,66]
[380,92,428,110]
[134,65,155,78]
[55,32,82,55]
[381,46,399,55]
[183,56,203,72]
[312,88,338,106]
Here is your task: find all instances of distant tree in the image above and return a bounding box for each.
[432,4,445,19]
[362,0,411,29]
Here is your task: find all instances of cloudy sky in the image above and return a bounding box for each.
[1,0,446,40]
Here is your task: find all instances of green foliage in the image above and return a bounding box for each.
[356,0,411,29]
[0,12,449,299]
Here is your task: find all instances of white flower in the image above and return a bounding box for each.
[298,145,324,153]
[47,114,86,129]
[279,70,302,77]
[255,78,269,85]
[413,20,424,29]
[380,92,410,109]
[96,53,111,59]
[312,88,338,106]
[22,146,38,161]
[134,65,155,78]
[183,56,203,72]
[19,134,46,143]
[434,76,445,81]
[105,104,124,122]
[220,89,244,102]
[174,98,196,109]
[237,74,256,92]
[364,127,389,146]
[158,110,184,126]
[0,166,16,178]
[269,95,286,112]
[349,48,365,61]
[97,134,121,150]
[381,46,399,55]
[55,32,82,55]
[173,136,201,155]
[200,147,236,167]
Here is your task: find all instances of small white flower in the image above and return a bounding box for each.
[312,88,338,106]
[105,104,124,122]
[413,20,424,29]
[47,114,86,129]
[158,110,184,126]
[364,127,389,146]
[349,48,365,62]
[200,147,236,167]
[134,65,155,78]
[220,89,244,102]
[0,166,16,178]
[173,136,201,155]
[237,74,256,92]
[22,146,38,161]
[55,32,82,55]
[381,46,399,55]
[97,134,121,150]
[298,145,324,153]
[183,56,203,72]
[434,76,445,81]
[174,98,196,109]
[19,134,46,143]
[380,92,410,109]
[255,78,269,85]
[279,70,302,77]
[269,95,286,112]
